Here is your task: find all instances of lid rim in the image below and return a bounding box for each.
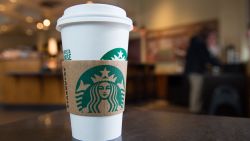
[56,4,133,32]
[56,19,133,31]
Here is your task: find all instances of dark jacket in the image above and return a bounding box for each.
[184,36,220,74]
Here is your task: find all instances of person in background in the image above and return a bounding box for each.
[185,27,221,113]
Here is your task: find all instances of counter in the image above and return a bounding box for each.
[0,108,250,141]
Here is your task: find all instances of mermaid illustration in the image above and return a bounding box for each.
[75,66,125,113]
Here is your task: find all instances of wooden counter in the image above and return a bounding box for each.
[4,72,65,105]
[0,59,65,105]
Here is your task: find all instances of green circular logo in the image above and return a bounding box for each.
[101,48,127,61]
[75,65,125,113]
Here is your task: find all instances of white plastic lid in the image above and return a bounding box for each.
[57,4,133,31]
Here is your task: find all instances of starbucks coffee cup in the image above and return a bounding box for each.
[57,4,132,141]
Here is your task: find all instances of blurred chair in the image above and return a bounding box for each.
[202,74,247,117]
[209,86,242,116]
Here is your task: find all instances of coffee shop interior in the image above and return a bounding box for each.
[0,0,250,124]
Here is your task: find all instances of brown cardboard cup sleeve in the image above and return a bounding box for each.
[62,60,127,116]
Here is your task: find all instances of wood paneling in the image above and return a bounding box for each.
[5,76,40,104]
[0,59,65,105]
[42,76,65,104]
[0,61,5,103]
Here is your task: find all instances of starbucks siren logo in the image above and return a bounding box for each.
[101,48,127,61]
[75,65,125,113]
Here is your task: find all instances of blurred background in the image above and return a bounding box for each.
[0,0,250,124]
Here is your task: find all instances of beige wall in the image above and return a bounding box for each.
[219,0,248,50]
[138,0,248,50]
[141,0,219,30]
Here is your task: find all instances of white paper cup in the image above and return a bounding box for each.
[57,4,132,141]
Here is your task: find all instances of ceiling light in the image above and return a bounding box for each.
[25,16,34,23]
[9,0,17,3]
[43,19,51,27]
[36,22,44,30]
[48,38,58,56]
[0,4,6,11]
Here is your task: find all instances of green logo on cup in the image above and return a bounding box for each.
[75,65,125,113]
[101,48,127,60]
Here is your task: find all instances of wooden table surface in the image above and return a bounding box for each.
[0,108,250,141]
